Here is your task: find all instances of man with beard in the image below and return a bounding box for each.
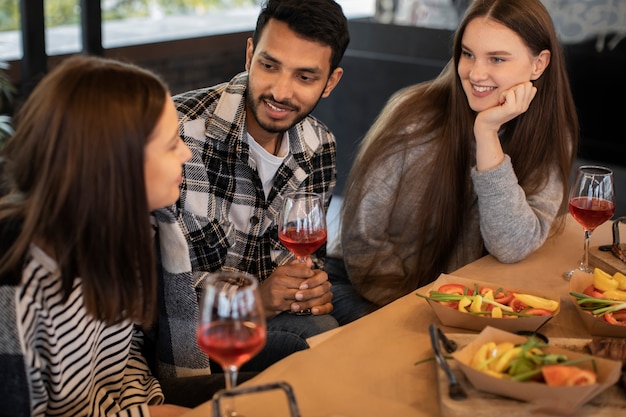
[152,0,373,405]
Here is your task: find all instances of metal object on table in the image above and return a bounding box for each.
[611,217,626,263]
[212,381,301,417]
[599,216,626,263]
[429,323,467,401]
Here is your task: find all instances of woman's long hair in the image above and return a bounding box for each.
[0,55,169,326]
[342,0,578,291]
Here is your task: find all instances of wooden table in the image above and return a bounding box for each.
[182,218,619,417]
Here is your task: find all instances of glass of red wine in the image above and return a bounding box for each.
[196,271,267,416]
[563,165,615,281]
[278,192,327,263]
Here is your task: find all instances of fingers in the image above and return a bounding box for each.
[259,265,332,316]
[500,82,537,114]
[310,302,334,315]
[291,273,332,313]
[278,261,315,280]
[296,267,329,290]
[476,82,537,136]
[258,274,295,316]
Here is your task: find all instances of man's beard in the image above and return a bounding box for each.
[245,91,322,134]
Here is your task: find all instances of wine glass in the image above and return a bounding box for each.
[563,165,615,280]
[278,192,327,263]
[196,271,267,416]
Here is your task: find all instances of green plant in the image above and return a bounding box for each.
[0,60,15,147]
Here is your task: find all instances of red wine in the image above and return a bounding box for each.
[569,196,615,231]
[196,321,266,369]
[278,227,327,257]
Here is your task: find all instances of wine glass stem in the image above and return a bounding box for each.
[224,365,238,390]
[579,229,592,272]
[223,365,239,417]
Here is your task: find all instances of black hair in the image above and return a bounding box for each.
[252,0,350,71]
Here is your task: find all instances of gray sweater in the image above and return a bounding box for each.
[338,150,563,306]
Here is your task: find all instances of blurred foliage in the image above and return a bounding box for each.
[0,1,19,31]
[0,60,15,147]
[0,0,261,32]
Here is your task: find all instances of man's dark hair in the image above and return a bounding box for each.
[252,0,350,71]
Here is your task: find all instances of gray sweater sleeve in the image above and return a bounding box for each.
[470,154,563,263]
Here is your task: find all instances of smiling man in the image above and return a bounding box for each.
[152,0,363,402]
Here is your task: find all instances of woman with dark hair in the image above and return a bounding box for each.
[0,55,192,416]
[339,0,578,307]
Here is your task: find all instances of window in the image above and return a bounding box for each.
[0,0,375,61]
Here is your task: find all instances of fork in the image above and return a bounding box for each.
[429,323,467,401]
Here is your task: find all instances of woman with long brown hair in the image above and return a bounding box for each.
[0,55,191,416]
[339,0,578,307]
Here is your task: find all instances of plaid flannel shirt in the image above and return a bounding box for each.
[153,72,337,379]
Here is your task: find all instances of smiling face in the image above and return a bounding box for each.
[144,96,192,210]
[457,17,549,113]
[244,19,343,144]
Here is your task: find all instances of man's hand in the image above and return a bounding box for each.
[259,258,333,318]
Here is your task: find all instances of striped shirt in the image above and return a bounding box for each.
[2,244,163,416]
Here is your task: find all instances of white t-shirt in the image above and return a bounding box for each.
[247,131,289,199]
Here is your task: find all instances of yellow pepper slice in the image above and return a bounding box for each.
[613,272,626,291]
[483,289,494,302]
[470,295,483,312]
[458,296,472,312]
[593,268,619,292]
[601,289,626,302]
[492,346,521,373]
[513,293,559,312]
[471,341,496,369]
[491,306,503,318]
[482,369,507,379]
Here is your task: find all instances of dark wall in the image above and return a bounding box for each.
[312,20,453,196]
[564,38,626,165]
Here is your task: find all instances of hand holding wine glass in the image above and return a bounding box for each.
[563,165,615,281]
[278,192,327,263]
[196,271,267,417]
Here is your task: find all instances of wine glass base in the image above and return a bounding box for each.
[562,269,575,281]
[287,308,312,315]
[562,266,593,281]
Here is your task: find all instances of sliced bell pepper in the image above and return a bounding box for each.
[593,268,619,292]
[457,296,472,312]
[521,308,554,316]
[613,272,626,291]
[491,345,520,373]
[470,295,483,313]
[471,341,497,369]
[512,293,559,312]
[601,289,626,302]
[604,311,626,325]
